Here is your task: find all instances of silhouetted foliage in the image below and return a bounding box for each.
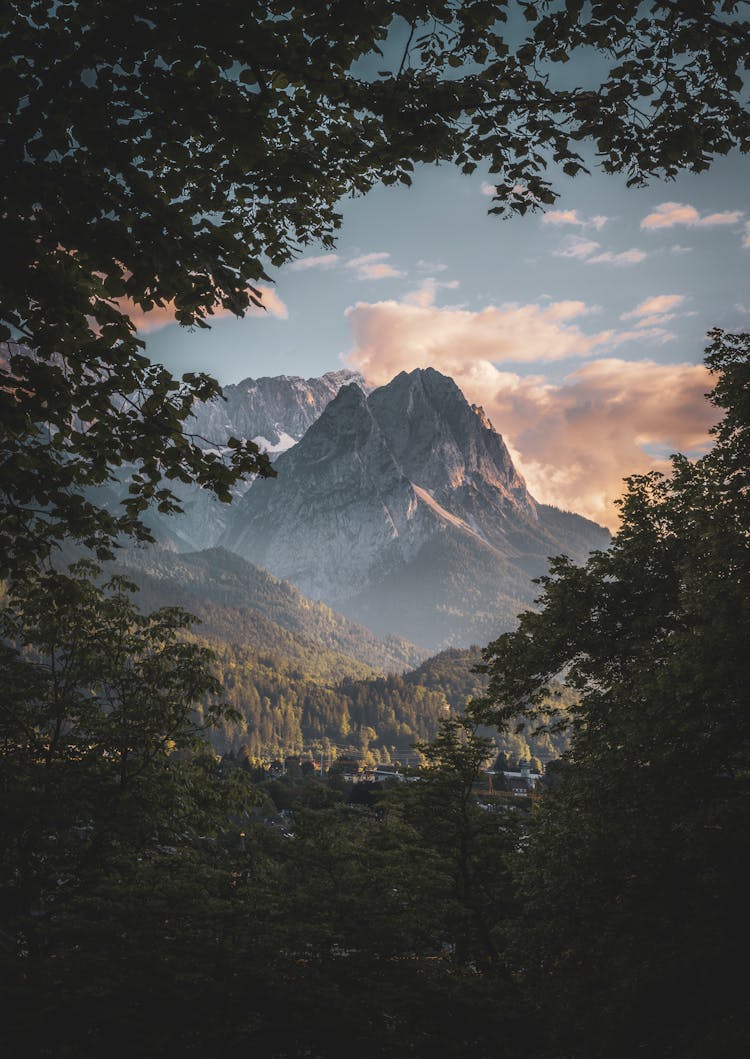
[477,329,750,1057]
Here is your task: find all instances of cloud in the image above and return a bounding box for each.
[403,277,461,308]
[542,210,609,230]
[345,297,614,385]
[554,237,646,265]
[480,181,539,203]
[344,297,714,526]
[744,221,750,248]
[543,209,582,226]
[481,359,714,526]
[621,294,686,320]
[588,248,647,265]
[641,201,744,230]
[346,252,404,281]
[288,254,339,271]
[359,262,404,279]
[619,294,688,332]
[247,287,289,319]
[123,285,288,333]
[554,237,602,259]
[699,211,744,226]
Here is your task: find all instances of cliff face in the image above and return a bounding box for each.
[187,369,365,455]
[101,369,364,551]
[221,368,610,649]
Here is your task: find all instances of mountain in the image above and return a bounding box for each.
[96,369,364,552]
[186,368,365,456]
[221,368,610,649]
[114,544,425,675]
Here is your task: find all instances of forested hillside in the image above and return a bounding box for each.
[115,545,426,672]
[191,633,572,766]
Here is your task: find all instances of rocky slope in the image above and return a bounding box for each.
[186,368,364,455]
[99,369,364,552]
[221,368,610,649]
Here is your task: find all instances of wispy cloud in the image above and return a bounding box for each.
[588,248,647,266]
[403,277,460,308]
[554,237,646,265]
[744,221,750,248]
[621,294,686,320]
[554,237,602,260]
[288,254,339,272]
[347,252,404,281]
[641,201,743,230]
[542,209,609,230]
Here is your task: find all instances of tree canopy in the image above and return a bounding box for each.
[473,328,750,1055]
[2,0,750,571]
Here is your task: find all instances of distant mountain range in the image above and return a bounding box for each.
[103,364,608,651]
[99,370,365,551]
[99,363,609,760]
[109,544,566,766]
[220,367,609,649]
[187,368,365,457]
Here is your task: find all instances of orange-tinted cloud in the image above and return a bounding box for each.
[542,209,609,230]
[641,202,743,230]
[554,236,647,265]
[120,285,288,333]
[588,248,647,265]
[483,359,713,527]
[288,254,339,271]
[346,296,613,385]
[622,294,686,318]
[345,296,714,527]
[346,252,404,281]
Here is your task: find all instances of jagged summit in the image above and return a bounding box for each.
[220,367,609,648]
[368,366,534,522]
[188,368,365,455]
[125,368,364,552]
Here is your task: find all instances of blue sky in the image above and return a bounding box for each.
[142,150,749,526]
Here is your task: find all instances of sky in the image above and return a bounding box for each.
[143,150,750,529]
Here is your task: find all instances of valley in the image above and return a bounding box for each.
[111,366,606,766]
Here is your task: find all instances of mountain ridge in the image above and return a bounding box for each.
[221,367,609,649]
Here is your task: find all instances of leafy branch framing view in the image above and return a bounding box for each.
[1,3,749,1056]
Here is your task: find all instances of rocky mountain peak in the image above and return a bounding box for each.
[285,382,384,468]
[367,366,534,517]
[187,368,365,455]
[220,365,610,649]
